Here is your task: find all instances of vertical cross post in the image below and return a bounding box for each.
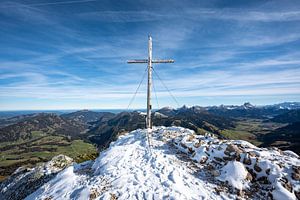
[127,35,174,129]
[147,36,152,129]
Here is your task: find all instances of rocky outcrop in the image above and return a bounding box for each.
[172,128,300,199]
[0,155,73,200]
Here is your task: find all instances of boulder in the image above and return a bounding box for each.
[254,163,262,172]
[243,155,252,165]
[224,144,243,156]
[292,165,300,181]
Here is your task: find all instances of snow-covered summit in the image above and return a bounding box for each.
[242,102,255,109]
[20,127,300,200]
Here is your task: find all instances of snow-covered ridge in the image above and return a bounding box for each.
[22,127,299,200]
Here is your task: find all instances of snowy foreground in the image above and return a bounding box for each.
[24,127,300,200]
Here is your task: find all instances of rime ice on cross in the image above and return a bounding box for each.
[127,35,174,129]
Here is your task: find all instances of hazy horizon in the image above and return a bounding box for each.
[0,101,299,112]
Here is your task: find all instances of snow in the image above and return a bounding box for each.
[26,166,79,199]
[272,181,297,200]
[217,161,249,190]
[283,150,299,158]
[153,111,168,118]
[24,126,300,200]
[137,111,146,116]
[26,127,224,200]
[91,128,220,199]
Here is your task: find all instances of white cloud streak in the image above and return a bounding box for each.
[1,0,300,109]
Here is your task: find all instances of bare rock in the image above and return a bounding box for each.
[188,147,195,154]
[292,165,300,181]
[235,154,241,162]
[280,177,293,192]
[237,189,245,197]
[292,172,300,181]
[110,193,118,200]
[247,168,257,181]
[248,151,258,157]
[293,165,300,174]
[254,163,262,172]
[200,156,208,164]
[214,157,223,162]
[186,135,195,142]
[243,155,252,165]
[257,176,270,184]
[246,172,253,182]
[210,170,220,177]
[224,144,243,156]
[295,191,300,199]
[180,142,188,149]
[89,188,100,200]
[193,142,201,148]
[206,164,215,171]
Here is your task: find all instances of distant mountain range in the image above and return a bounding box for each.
[1,102,300,147]
[205,102,300,118]
[0,102,299,181]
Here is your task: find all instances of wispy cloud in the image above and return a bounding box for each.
[187,9,300,22]
[0,0,300,109]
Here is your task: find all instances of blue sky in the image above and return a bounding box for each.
[0,0,300,110]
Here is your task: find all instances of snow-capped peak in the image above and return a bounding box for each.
[243,102,255,109]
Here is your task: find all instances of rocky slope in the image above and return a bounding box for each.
[4,126,298,200]
[0,155,73,200]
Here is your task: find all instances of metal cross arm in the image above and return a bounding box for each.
[152,59,174,63]
[127,59,148,64]
[127,59,174,64]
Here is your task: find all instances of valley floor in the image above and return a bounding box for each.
[0,133,97,181]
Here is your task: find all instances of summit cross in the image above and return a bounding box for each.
[127,35,174,129]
